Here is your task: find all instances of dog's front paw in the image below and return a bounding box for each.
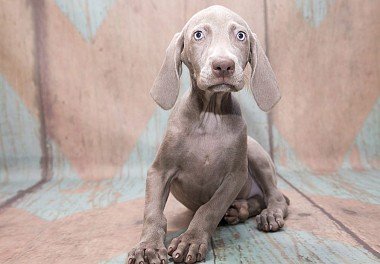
[256,208,285,232]
[168,230,209,263]
[127,242,167,264]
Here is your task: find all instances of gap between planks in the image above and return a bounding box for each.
[0,178,49,212]
[277,173,380,259]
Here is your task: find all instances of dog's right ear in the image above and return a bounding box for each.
[150,32,184,110]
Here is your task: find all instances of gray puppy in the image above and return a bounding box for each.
[128,5,289,264]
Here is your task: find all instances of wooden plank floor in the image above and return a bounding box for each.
[278,169,380,256]
[0,0,379,263]
[0,173,378,263]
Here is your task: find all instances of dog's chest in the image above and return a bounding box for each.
[176,123,238,173]
[169,124,243,208]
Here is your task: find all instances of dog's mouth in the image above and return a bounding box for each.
[207,83,237,92]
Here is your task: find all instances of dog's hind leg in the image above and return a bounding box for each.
[246,136,289,232]
[223,137,290,227]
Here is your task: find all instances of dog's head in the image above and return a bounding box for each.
[150,5,280,112]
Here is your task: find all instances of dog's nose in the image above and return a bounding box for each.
[212,58,235,78]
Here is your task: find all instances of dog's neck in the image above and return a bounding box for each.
[189,80,233,116]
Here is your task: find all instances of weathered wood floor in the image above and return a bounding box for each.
[0,0,379,263]
[0,168,378,263]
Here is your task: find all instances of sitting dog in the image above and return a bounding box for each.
[128,5,289,264]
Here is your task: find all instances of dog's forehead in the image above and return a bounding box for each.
[185,5,248,31]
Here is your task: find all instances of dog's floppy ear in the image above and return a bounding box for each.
[249,31,281,112]
[150,32,184,110]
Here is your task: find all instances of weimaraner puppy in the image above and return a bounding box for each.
[127,5,289,264]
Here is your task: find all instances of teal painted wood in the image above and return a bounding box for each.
[14,137,152,220]
[272,98,380,204]
[342,98,380,171]
[0,75,43,203]
[295,0,335,27]
[54,0,116,41]
[278,168,380,205]
[272,125,309,172]
[100,224,378,263]
[212,223,378,264]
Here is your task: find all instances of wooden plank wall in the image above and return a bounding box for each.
[267,0,380,253]
[0,0,270,205]
[0,0,48,205]
[269,0,380,173]
[0,0,379,263]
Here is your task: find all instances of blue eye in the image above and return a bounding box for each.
[237,31,246,41]
[194,31,204,41]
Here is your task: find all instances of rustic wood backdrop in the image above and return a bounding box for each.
[0,0,379,263]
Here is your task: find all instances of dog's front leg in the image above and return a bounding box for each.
[168,170,247,264]
[127,166,175,264]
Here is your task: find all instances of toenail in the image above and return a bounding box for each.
[175,253,180,259]
[269,224,272,230]
[187,255,192,261]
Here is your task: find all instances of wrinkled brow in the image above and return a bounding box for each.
[228,21,248,34]
[188,23,211,35]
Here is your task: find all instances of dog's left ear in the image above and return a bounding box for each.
[150,32,184,110]
[249,31,281,112]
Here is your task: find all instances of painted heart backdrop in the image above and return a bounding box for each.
[0,0,379,263]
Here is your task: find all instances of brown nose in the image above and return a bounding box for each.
[212,58,235,78]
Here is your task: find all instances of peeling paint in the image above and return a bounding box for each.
[0,76,42,203]
[296,0,334,27]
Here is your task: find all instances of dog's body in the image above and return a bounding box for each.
[128,6,289,264]
[166,91,248,211]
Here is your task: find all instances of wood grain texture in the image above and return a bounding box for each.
[0,0,41,116]
[0,1,379,263]
[2,178,378,263]
[268,0,380,173]
[38,0,181,180]
[312,195,380,253]
[39,0,268,181]
[0,0,45,204]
